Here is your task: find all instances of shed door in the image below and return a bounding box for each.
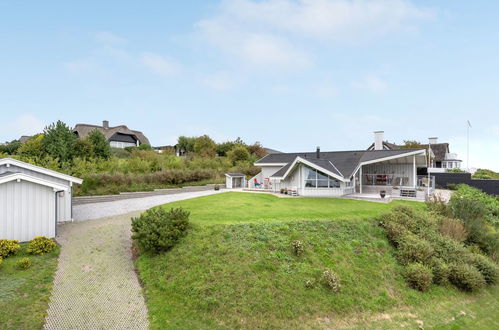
[0,180,56,242]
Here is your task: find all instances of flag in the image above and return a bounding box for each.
[467,120,472,128]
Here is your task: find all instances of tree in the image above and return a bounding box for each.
[400,140,424,149]
[43,120,78,162]
[228,145,251,163]
[193,135,217,157]
[0,140,22,155]
[177,136,196,154]
[216,141,236,156]
[247,142,268,158]
[75,138,95,159]
[17,134,46,158]
[88,129,111,159]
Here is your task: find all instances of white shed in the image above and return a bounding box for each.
[225,173,246,189]
[0,158,82,242]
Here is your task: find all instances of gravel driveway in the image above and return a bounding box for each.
[73,189,225,221]
[45,190,225,329]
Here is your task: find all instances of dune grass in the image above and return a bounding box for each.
[136,192,498,329]
[0,245,60,329]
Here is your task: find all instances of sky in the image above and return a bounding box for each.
[0,0,498,170]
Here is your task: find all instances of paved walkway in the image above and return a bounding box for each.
[45,190,225,329]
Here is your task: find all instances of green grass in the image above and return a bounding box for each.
[136,192,498,329]
[159,192,423,224]
[0,245,60,329]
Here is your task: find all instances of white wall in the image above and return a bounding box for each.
[261,165,284,180]
[0,164,72,221]
[0,180,56,242]
[362,163,415,186]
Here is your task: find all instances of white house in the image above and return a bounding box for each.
[0,158,82,242]
[251,132,434,199]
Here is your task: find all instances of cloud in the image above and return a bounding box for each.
[315,82,339,98]
[95,31,127,46]
[352,75,388,93]
[202,72,237,91]
[63,59,99,73]
[141,52,182,76]
[196,0,433,69]
[0,114,46,141]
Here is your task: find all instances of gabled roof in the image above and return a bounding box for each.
[256,149,426,180]
[0,171,69,191]
[0,158,83,184]
[429,143,449,162]
[366,141,400,150]
[225,173,246,177]
[74,123,150,145]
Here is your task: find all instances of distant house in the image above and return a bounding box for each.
[367,132,462,173]
[74,120,150,148]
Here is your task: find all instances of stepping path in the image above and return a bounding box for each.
[45,190,224,329]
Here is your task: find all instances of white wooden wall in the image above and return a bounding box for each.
[0,164,72,221]
[0,180,56,242]
[362,163,415,186]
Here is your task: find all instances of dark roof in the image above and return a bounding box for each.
[225,173,245,177]
[264,147,283,154]
[429,143,449,162]
[257,149,425,179]
[74,123,150,145]
[366,141,400,150]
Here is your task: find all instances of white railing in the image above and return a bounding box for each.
[362,174,434,189]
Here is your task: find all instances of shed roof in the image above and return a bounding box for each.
[225,173,246,177]
[0,171,69,191]
[0,158,83,184]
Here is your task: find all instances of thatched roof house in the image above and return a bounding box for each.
[74,120,150,148]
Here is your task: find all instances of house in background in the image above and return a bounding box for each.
[252,132,433,199]
[367,132,462,173]
[0,158,82,242]
[74,120,150,148]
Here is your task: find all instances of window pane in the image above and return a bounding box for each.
[317,180,328,187]
[305,168,316,180]
[329,179,340,188]
[305,180,315,187]
[317,171,328,180]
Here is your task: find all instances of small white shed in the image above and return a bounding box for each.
[0,158,82,242]
[225,173,246,189]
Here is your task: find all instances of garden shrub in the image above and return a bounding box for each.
[465,253,499,284]
[426,194,450,216]
[26,236,56,255]
[0,256,3,267]
[291,240,304,256]
[0,239,21,258]
[448,263,486,291]
[131,207,190,253]
[397,234,434,264]
[450,196,487,223]
[430,258,450,285]
[382,221,409,246]
[16,257,32,270]
[439,217,468,243]
[405,263,433,292]
[322,270,341,293]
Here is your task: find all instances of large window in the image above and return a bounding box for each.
[304,166,341,188]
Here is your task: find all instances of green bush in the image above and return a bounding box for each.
[430,258,450,285]
[439,217,468,243]
[448,263,486,291]
[322,270,341,293]
[26,236,56,255]
[405,263,433,292]
[397,234,434,264]
[466,254,499,284]
[0,239,21,258]
[131,207,190,253]
[16,257,32,270]
[0,256,3,267]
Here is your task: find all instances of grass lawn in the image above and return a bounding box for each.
[135,192,498,329]
[0,245,60,329]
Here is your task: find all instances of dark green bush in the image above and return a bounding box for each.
[26,236,56,255]
[406,263,433,292]
[131,207,190,253]
[448,263,486,291]
[430,258,450,285]
[397,234,434,264]
[0,239,21,258]
[466,254,499,284]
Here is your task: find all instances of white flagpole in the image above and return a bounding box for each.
[467,120,472,172]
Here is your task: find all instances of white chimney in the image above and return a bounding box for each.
[103,120,109,129]
[429,137,438,145]
[374,131,384,150]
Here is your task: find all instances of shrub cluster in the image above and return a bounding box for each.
[0,239,21,258]
[322,270,341,293]
[131,207,190,253]
[291,240,304,256]
[16,257,32,270]
[26,236,56,255]
[380,205,499,292]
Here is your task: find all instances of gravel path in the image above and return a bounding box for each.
[73,189,225,221]
[45,190,226,329]
[44,211,148,330]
